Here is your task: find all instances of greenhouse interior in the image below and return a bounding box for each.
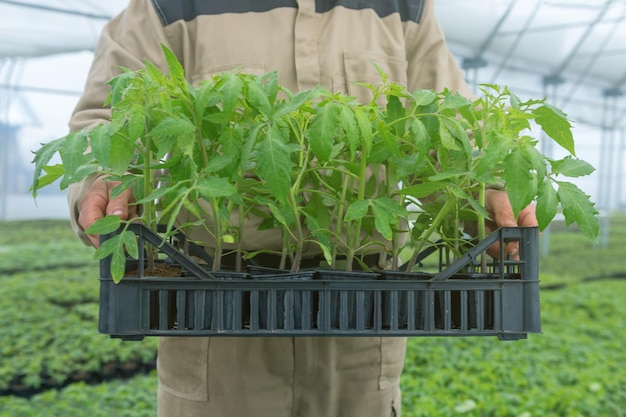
[1,1,625,416]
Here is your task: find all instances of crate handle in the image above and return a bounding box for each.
[130,223,216,280]
[432,227,536,281]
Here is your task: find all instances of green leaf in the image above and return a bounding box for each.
[412,89,436,107]
[354,107,373,158]
[109,134,136,176]
[401,182,447,199]
[272,87,324,118]
[93,234,121,260]
[121,230,139,259]
[533,104,575,155]
[31,136,66,196]
[386,95,406,135]
[267,201,293,229]
[439,92,471,112]
[150,117,196,142]
[536,179,559,230]
[473,132,512,178]
[344,199,370,222]
[256,124,293,203]
[370,197,406,240]
[150,117,196,159]
[246,78,272,117]
[550,156,595,178]
[34,165,65,190]
[502,151,535,217]
[339,106,359,158]
[85,215,123,235]
[111,249,127,283]
[196,177,236,198]
[439,122,460,150]
[220,72,244,115]
[557,181,599,241]
[58,130,90,187]
[161,43,185,83]
[309,102,341,163]
[89,124,113,167]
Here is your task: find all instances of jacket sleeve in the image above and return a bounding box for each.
[67,0,171,244]
[404,0,475,99]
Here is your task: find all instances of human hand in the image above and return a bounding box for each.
[484,188,538,258]
[77,176,137,247]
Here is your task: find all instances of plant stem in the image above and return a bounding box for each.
[405,193,457,272]
[209,197,223,272]
[478,183,487,273]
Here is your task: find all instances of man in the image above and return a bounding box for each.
[68,1,537,416]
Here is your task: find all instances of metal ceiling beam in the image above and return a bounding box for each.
[0,0,113,20]
[492,0,544,83]
[549,0,615,78]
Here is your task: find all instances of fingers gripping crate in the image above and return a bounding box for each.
[99,225,541,341]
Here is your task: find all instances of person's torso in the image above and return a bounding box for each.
[152,0,426,103]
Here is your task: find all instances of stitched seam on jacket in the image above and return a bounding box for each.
[150,0,168,25]
[315,0,426,23]
[150,0,298,25]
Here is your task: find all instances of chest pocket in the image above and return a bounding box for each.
[333,52,408,106]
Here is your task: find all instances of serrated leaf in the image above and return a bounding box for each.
[121,230,139,259]
[401,182,447,199]
[161,43,185,84]
[149,117,196,141]
[136,183,183,205]
[354,108,373,158]
[439,92,471,111]
[85,215,123,235]
[267,202,292,229]
[340,106,359,157]
[89,124,113,168]
[109,134,136,176]
[246,78,272,117]
[196,177,236,198]
[439,122,460,150]
[257,124,293,203]
[309,102,341,163]
[59,130,90,182]
[111,249,127,283]
[31,136,66,196]
[370,197,406,240]
[557,181,599,241]
[536,179,559,230]
[502,151,535,217]
[220,72,244,115]
[412,89,436,107]
[550,156,595,178]
[474,132,512,178]
[533,104,575,155]
[272,87,324,118]
[34,165,65,190]
[344,200,370,222]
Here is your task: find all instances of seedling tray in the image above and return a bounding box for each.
[99,225,541,341]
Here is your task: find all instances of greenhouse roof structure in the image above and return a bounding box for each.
[1,0,625,223]
[1,0,625,116]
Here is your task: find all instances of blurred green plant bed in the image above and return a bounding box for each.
[400,214,626,417]
[0,373,157,417]
[1,217,625,416]
[0,221,94,273]
[0,220,157,396]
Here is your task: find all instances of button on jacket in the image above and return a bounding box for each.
[66,1,474,416]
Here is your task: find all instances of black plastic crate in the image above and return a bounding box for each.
[99,224,541,341]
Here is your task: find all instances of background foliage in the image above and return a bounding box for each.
[1,218,624,416]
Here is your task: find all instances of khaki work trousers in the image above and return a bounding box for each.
[157,337,407,417]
